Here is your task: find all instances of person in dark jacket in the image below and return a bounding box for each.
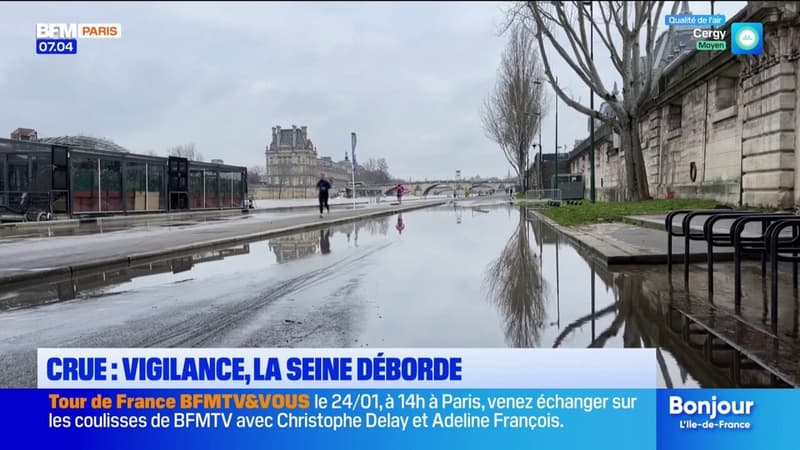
[317,173,331,218]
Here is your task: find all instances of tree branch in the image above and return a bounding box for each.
[595,3,624,74]
[527,2,615,111]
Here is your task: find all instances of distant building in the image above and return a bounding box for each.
[37,135,130,153]
[567,1,800,208]
[211,159,224,164]
[10,128,38,141]
[264,125,363,198]
[266,125,318,190]
[319,154,354,195]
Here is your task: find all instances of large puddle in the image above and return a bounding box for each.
[0,203,754,387]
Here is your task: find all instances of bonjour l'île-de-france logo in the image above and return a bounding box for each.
[669,395,755,430]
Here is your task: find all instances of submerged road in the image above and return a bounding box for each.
[0,197,513,387]
[0,232,395,387]
[0,200,443,285]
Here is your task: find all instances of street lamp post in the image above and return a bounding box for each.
[532,81,545,190]
[524,148,529,193]
[538,114,543,188]
[587,1,596,203]
[351,132,357,209]
[554,76,559,192]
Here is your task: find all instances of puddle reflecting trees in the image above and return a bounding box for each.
[484,207,546,347]
[549,265,715,387]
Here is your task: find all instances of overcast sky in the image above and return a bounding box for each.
[1,1,746,180]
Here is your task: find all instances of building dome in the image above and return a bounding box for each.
[37,135,130,153]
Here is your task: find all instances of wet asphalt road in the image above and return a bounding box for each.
[0,201,488,387]
[0,199,711,388]
[0,237,387,387]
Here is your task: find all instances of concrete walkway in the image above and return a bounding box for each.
[0,196,445,232]
[0,200,375,231]
[0,200,444,286]
[528,209,800,386]
[528,210,733,265]
[529,210,796,266]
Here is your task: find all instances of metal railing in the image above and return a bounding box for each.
[524,189,562,202]
[0,191,55,221]
[665,209,800,333]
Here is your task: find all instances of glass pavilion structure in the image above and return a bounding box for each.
[0,137,247,217]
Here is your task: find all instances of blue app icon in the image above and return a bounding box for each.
[731,22,763,55]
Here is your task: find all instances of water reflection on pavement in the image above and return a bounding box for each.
[0,203,734,387]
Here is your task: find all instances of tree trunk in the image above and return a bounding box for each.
[518,146,526,193]
[619,116,651,201]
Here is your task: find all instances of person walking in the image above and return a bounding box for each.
[395,183,405,204]
[317,173,331,218]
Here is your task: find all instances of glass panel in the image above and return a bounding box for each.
[0,157,5,206]
[101,159,122,211]
[189,170,204,209]
[71,156,99,212]
[220,172,232,207]
[30,153,52,192]
[232,171,244,207]
[125,162,147,211]
[7,154,29,192]
[147,163,166,210]
[205,171,219,208]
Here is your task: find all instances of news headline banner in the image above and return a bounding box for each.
[4,389,797,449]
[5,388,655,450]
[38,348,656,389]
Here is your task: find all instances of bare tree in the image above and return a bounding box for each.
[484,207,547,347]
[360,158,392,184]
[513,1,680,200]
[269,160,293,199]
[167,143,204,162]
[247,166,265,185]
[482,23,547,192]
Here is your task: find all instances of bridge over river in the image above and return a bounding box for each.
[351,180,516,197]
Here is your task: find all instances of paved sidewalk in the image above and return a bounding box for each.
[529,210,797,266]
[0,200,444,286]
[529,211,745,266]
[561,221,732,265]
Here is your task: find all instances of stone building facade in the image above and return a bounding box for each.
[263,125,354,199]
[265,125,318,198]
[10,128,38,141]
[568,1,800,208]
[319,154,354,195]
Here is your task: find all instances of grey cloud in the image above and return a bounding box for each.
[5,1,743,180]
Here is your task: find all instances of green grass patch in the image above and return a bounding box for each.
[533,198,720,226]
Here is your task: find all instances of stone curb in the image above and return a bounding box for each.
[527,210,616,266]
[528,210,743,266]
